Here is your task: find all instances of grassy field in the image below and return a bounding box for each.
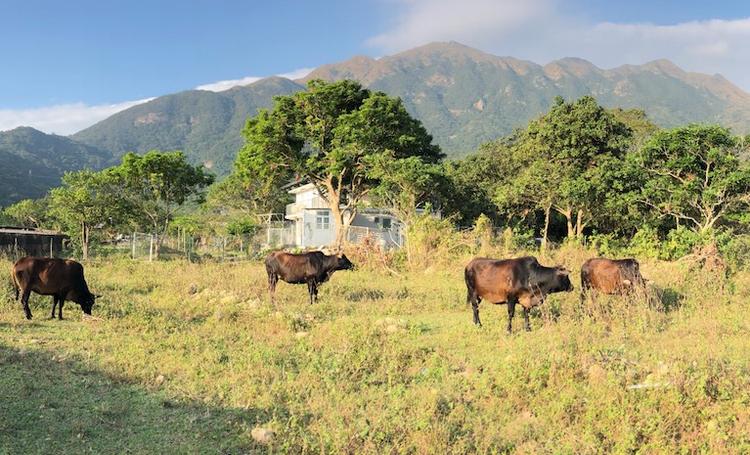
[2,249,750,453]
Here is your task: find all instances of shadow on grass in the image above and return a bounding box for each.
[652,286,684,313]
[0,343,275,454]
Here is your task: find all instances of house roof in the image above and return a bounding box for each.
[0,226,67,237]
[287,183,317,195]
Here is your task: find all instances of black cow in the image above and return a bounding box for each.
[265,251,354,304]
[464,256,573,332]
[11,257,99,320]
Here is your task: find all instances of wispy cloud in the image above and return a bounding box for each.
[0,99,154,136]
[368,0,750,90]
[1,67,315,135]
[195,67,314,92]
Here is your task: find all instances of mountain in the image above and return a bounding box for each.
[72,77,304,174]
[4,41,750,207]
[0,127,113,206]
[302,42,750,155]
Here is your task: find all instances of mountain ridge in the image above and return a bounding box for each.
[3,41,750,206]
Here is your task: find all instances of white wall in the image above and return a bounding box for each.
[301,209,334,247]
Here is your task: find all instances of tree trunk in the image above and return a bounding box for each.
[575,209,586,239]
[541,204,551,251]
[557,206,575,239]
[81,221,90,261]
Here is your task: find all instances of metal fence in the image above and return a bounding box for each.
[346,225,404,250]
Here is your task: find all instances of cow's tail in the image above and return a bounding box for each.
[10,266,19,301]
[464,266,476,304]
[579,264,591,305]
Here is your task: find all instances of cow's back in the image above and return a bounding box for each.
[13,257,85,295]
[466,257,529,303]
[582,258,638,293]
[266,251,323,283]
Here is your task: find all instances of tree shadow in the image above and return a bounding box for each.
[0,343,280,454]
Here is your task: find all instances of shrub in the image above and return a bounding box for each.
[628,226,661,258]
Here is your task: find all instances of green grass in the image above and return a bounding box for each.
[2,252,750,453]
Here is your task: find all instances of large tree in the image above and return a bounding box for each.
[235,79,442,247]
[632,125,750,233]
[109,151,214,257]
[511,96,633,239]
[48,170,127,260]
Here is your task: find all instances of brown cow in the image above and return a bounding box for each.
[265,251,354,304]
[11,257,99,320]
[465,256,573,333]
[580,258,646,302]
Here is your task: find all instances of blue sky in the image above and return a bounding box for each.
[2,0,749,133]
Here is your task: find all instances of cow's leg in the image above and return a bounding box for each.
[506,299,516,334]
[50,296,58,319]
[58,298,64,320]
[21,288,32,320]
[14,285,19,301]
[306,280,316,305]
[469,293,481,327]
[313,283,319,304]
[267,272,277,304]
[523,306,531,332]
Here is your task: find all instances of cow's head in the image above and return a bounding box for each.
[551,266,573,292]
[336,254,355,271]
[79,293,100,315]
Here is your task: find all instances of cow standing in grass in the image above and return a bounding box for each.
[580,258,646,303]
[464,256,573,333]
[11,257,99,320]
[265,251,354,304]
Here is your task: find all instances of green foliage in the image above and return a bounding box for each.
[366,154,448,223]
[109,150,214,237]
[660,227,704,260]
[225,217,259,235]
[632,125,750,233]
[234,79,441,245]
[48,170,129,258]
[627,226,662,259]
[492,96,634,239]
[2,198,49,228]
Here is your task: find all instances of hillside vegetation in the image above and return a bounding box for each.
[1,247,749,453]
[0,127,112,206]
[71,42,750,175]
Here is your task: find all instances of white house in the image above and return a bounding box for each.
[266,183,404,249]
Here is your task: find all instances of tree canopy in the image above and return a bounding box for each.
[233,79,442,246]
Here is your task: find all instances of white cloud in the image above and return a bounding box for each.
[195,76,263,92]
[195,67,314,92]
[368,0,750,90]
[0,98,154,136]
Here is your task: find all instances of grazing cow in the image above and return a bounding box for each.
[464,256,573,332]
[580,258,646,300]
[11,257,99,320]
[265,251,354,304]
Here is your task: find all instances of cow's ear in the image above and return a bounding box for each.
[622,279,632,286]
[558,267,570,275]
[93,294,102,300]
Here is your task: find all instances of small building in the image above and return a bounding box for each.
[0,226,68,258]
[268,183,404,249]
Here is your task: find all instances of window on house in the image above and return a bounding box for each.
[382,218,392,229]
[316,210,330,230]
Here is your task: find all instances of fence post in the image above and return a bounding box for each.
[131,232,136,259]
[149,235,154,262]
[49,237,53,258]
